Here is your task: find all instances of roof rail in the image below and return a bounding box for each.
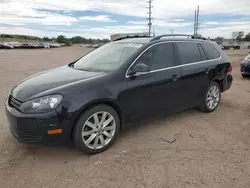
[151,34,207,41]
[113,35,150,41]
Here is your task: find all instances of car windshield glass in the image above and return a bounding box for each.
[73,43,143,72]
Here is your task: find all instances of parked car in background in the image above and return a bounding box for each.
[91,44,100,48]
[0,42,61,49]
[1,42,14,49]
[218,44,224,50]
[241,52,250,77]
[0,43,11,49]
[5,34,233,154]
[232,44,240,49]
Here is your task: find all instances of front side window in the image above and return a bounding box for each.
[176,42,201,64]
[134,43,175,71]
[73,43,142,72]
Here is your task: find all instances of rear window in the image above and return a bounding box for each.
[176,42,201,64]
[201,43,220,60]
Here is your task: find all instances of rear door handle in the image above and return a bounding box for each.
[172,75,180,81]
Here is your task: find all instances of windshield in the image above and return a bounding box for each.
[73,43,143,72]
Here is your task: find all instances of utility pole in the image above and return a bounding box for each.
[197,6,200,35]
[170,29,174,35]
[147,0,153,37]
[194,10,197,35]
[193,6,200,35]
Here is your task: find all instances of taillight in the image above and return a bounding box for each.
[227,64,232,75]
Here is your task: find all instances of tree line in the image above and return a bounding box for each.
[213,33,250,42]
[54,35,110,45]
[0,34,110,45]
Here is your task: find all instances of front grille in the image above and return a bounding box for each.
[9,96,23,111]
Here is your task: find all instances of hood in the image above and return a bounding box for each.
[11,65,105,101]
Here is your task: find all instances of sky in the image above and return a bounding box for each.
[1,0,250,39]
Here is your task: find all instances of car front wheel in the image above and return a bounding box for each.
[199,82,221,113]
[73,105,120,154]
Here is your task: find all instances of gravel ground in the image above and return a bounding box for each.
[0,46,250,188]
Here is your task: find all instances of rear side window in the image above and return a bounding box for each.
[176,42,201,64]
[198,44,208,61]
[201,43,220,60]
[135,43,175,70]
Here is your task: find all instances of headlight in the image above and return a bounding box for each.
[242,58,250,64]
[20,95,63,114]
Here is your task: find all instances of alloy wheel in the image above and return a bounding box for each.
[82,111,116,149]
[206,85,220,110]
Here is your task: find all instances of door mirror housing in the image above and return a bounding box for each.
[128,63,150,77]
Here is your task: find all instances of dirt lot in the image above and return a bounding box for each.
[0,46,250,188]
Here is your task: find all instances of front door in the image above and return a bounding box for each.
[119,42,183,122]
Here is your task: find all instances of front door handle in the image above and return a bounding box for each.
[172,75,180,81]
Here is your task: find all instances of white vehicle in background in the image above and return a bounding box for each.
[3,42,14,49]
[219,44,224,50]
[91,44,100,48]
[43,43,50,48]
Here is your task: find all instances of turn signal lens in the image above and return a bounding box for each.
[47,129,62,135]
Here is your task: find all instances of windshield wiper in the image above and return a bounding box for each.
[69,63,75,69]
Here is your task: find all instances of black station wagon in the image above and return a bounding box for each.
[5,34,233,154]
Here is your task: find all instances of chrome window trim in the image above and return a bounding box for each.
[125,41,222,78]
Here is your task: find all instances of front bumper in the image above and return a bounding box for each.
[241,64,250,75]
[5,99,73,145]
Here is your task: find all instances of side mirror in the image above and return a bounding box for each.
[128,63,150,77]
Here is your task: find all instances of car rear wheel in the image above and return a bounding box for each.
[73,105,120,154]
[199,82,221,113]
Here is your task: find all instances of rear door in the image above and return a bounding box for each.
[120,42,183,122]
[175,42,211,107]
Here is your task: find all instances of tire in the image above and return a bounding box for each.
[73,105,120,154]
[199,81,221,113]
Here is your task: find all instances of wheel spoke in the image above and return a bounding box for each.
[214,89,219,96]
[93,135,99,149]
[82,130,96,136]
[212,101,216,108]
[208,101,213,108]
[100,112,107,125]
[103,117,114,128]
[93,113,99,126]
[213,86,216,93]
[99,134,105,146]
[85,121,97,130]
[103,131,112,138]
[103,125,115,131]
[85,133,97,145]
[207,97,213,101]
